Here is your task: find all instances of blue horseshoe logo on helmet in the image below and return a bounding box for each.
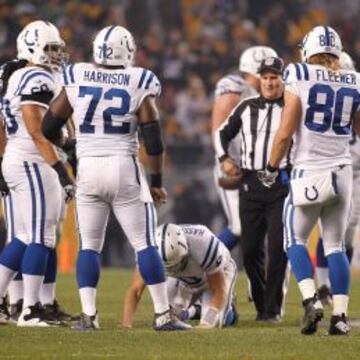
[305,186,319,201]
[24,29,38,46]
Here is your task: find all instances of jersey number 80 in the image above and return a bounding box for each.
[305,84,360,134]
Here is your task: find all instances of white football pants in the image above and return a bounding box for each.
[76,155,156,253]
[2,159,62,248]
[284,165,352,256]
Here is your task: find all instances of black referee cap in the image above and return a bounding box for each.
[258,57,284,75]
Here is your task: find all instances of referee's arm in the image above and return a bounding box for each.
[214,103,244,160]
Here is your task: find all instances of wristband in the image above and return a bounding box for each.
[266,163,278,173]
[52,160,68,178]
[150,173,162,188]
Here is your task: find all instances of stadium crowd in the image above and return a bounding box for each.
[1,0,360,147]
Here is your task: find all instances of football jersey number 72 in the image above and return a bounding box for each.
[78,85,131,134]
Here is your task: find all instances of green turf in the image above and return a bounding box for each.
[1,269,360,360]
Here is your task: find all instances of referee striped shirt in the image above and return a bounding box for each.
[214,95,292,170]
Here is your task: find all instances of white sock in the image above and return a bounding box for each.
[147,282,169,314]
[79,287,97,316]
[40,283,56,305]
[22,274,44,309]
[316,267,330,288]
[298,278,317,301]
[0,264,16,299]
[333,295,349,316]
[8,279,23,304]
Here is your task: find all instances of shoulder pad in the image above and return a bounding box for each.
[135,68,161,97]
[62,63,78,86]
[215,74,246,97]
[284,63,310,84]
[16,68,55,96]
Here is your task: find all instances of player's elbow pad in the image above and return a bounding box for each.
[140,121,164,155]
[42,110,67,146]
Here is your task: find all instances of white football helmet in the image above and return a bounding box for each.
[239,46,278,76]
[155,224,189,273]
[339,51,355,71]
[17,20,66,70]
[300,26,342,61]
[93,25,136,67]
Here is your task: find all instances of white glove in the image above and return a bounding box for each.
[258,165,278,188]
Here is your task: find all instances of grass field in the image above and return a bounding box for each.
[1,269,360,360]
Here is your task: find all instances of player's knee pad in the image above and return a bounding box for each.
[79,236,103,253]
[323,240,343,257]
[0,237,27,271]
[137,246,165,285]
[76,249,100,288]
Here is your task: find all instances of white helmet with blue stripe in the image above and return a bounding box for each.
[239,46,278,76]
[93,25,136,67]
[155,224,189,273]
[300,25,342,62]
[17,20,66,70]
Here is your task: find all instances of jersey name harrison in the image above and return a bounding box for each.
[83,70,131,86]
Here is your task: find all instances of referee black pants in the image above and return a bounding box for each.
[239,171,288,318]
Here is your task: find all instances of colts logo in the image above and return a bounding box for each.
[97,44,113,60]
[24,29,39,46]
[252,48,267,63]
[304,186,319,201]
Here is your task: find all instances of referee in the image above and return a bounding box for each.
[214,57,290,322]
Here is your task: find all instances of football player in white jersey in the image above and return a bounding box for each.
[42,25,189,331]
[1,68,77,324]
[122,223,238,329]
[316,51,360,305]
[261,26,360,335]
[212,46,277,250]
[0,20,75,326]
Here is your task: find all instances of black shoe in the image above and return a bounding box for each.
[72,312,99,331]
[328,314,350,335]
[9,299,23,323]
[265,314,282,323]
[43,300,80,323]
[318,285,332,306]
[17,302,61,327]
[301,296,324,335]
[0,297,11,324]
[255,312,267,322]
[153,309,192,331]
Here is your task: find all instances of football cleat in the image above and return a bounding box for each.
[17,302,61,327]
[0,297,11,324]
[72,312,99,331]
[43,300,80,323]
[318,285,332,306]
[9,298,23,323]
[153,309,192,331]
[301,296,324,335]
[328,314,350,335]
